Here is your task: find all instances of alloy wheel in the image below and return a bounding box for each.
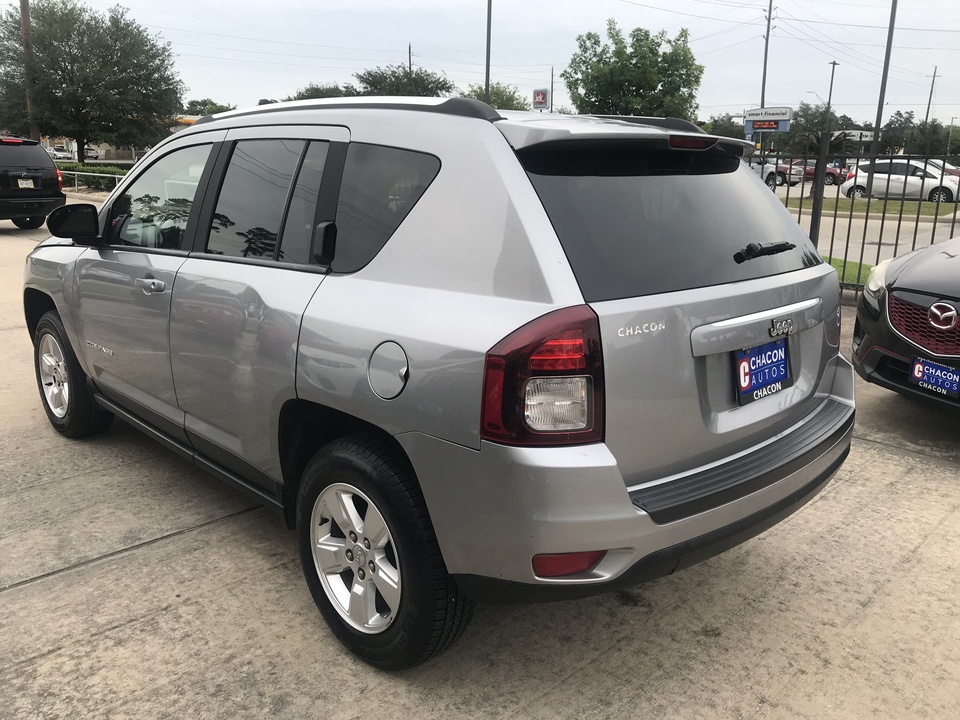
[310,482,401,634]
[38,333,70,418]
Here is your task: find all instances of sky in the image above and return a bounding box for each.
[78,0,960,126]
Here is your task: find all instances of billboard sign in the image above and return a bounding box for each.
[533,89,549,109]
[743,106,792,134]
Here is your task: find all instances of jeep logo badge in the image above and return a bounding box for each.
[769,318,794,338]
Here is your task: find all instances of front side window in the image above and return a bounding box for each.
[108,144,212,250]
[206,139,304,259]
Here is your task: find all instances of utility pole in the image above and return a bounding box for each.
[760,0,773,108]
[924,65,938,124]
[550,66,554,113]
[825,61,838,133]
[867,0,897,199]
[484,0,492,104]
[20,0,40,141]
[408,42,412,73]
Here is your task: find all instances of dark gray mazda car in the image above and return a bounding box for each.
[853,238,960,406]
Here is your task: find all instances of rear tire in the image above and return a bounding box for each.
[297,434,474,669]
[824,174,836,186]
[13,216,45,230]
[847,186,867,199]
[928,187,953,204]
[33,311,113,438]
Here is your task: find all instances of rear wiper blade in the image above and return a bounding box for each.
[734,241,796,264]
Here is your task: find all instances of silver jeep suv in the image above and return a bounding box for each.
[23,97,855,669]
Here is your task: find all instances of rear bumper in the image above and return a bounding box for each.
[399,354,856,603]
[0,194,65,220]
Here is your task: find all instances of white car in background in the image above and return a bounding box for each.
[842,158,960,203]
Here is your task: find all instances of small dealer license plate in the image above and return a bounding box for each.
[909,358,960,398]
[735,338,793,405]
[18,178,35,189]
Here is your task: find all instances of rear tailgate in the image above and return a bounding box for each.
[518,138,842,487]
[0,140,59,198]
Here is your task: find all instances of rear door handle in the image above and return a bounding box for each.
[135,277,166,294]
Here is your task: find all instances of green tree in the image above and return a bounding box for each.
[561,19,703,120]
[704,113,744,139]
[354,64,456,96]
[880,110,915,153]
[461,82,529,110]
[0,0,183,163]
[788,101,840,134]
[183,98,236,115]
[284,82,359,101]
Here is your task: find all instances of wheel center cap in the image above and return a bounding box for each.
[353,546,367,566]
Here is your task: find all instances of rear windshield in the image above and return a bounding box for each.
[0,143,53,167]
[520,146,822,302]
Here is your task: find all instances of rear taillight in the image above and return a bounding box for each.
[56,168,63,192]
[1,138,24,144]
[481,305,604,446]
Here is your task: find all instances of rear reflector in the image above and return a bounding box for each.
[533,551,605,577]
[669,135,718,150]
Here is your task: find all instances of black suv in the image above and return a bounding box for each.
[1,137,65,229]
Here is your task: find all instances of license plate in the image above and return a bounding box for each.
[735,338,793,405]
[909,358,960,398]
[18,178,35,189]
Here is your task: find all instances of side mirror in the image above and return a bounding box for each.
[46,203,100,245]
[311,221,337,270]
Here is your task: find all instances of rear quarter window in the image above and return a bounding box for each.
[332,143,440,273]
[520,145,822,302]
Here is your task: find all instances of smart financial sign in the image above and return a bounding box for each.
[743,107,792,135]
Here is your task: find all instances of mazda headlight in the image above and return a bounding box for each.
[864,258,892,298]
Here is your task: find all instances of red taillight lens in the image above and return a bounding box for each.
[1,138,24,144]
[669,135,718,150]
[481,305,604,446]
[529,331,586,372]
[533,551,605,577]
[56,168,63,192]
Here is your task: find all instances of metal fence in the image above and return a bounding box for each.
[757,140,960,291]
[59,169,123,193]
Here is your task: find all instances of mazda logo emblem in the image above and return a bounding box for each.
[928,302,959,331]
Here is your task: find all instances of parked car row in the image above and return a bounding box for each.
[44,145,100,160]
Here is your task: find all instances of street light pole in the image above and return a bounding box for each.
[825,61,839,133]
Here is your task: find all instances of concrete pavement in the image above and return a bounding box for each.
[1,217,959,719]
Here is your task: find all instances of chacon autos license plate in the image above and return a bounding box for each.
[909,357,960,398]
[18,178,35,189]
[735,338,793,405]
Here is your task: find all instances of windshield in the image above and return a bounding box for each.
[521,146,822,302]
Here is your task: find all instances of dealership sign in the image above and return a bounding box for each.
[743,106,792,135]
[533,89,549,109]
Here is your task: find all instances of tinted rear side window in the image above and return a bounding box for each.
[206,139,304,259]
[521,146,822,302]
[0,143,54,167]
[333,143,440,273]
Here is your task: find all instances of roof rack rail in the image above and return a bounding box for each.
[195,97,502,126]
[589,116,706,134]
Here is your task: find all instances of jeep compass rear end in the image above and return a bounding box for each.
[24,99,854,669]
